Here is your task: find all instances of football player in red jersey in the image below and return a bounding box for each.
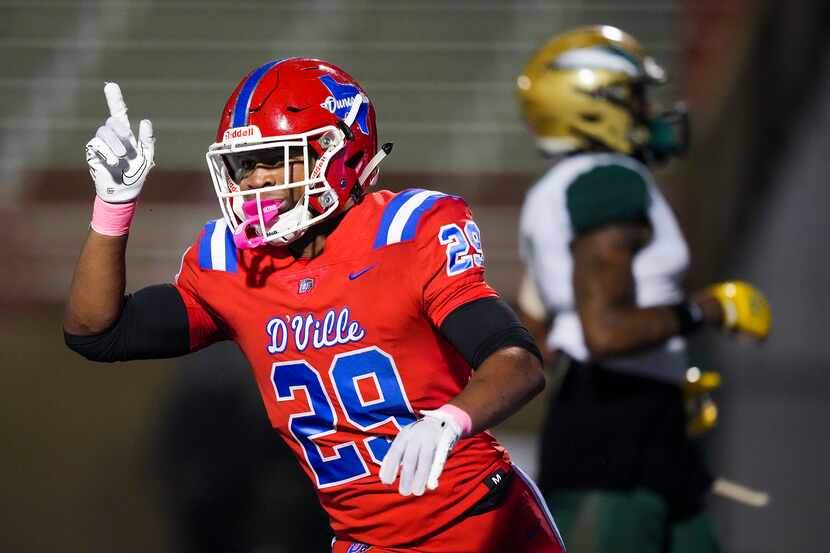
[65,58,565,553]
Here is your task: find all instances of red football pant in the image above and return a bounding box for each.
[332,465,566,553]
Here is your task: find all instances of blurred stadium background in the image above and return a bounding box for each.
[1,1,828,552]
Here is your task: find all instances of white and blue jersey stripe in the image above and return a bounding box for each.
[373,189,457,249]
[198,219,238,272]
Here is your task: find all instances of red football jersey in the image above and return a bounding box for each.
[173,188,512,546]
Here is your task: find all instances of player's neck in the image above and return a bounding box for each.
[287,202,354,260]
[298,234,327,259]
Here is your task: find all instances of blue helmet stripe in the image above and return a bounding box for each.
[373,189,424,248]
[231,59,282,128]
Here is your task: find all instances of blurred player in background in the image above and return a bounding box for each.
[64,58,565,552]
[515,26,772,553]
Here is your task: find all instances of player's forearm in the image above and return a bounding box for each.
[581,304,684,358]
[66,82,154,336]
[581,292,726,358]
[63,230,128,335]
[449,346,545,435]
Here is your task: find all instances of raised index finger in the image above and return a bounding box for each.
[104,82,130,128]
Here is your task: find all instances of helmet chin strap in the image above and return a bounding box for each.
[359,142,394,186]
[343,93,363,127]
[341,93,393,188]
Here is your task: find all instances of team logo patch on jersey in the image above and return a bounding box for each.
[346,543,372,553]
[318,75,369,135]
[298,277,314,294]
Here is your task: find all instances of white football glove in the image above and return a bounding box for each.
[379,408,463,496]
[85,82,155,203]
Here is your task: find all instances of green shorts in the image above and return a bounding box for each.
[545,489,720,553]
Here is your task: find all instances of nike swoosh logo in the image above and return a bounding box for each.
[348,264,377,280]
[121,146,148,186]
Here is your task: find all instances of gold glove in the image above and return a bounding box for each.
[684,367,721,436]
[709,281,771,339]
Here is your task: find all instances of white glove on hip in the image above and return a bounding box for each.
[85,82,155,203]
[379,408,464,496]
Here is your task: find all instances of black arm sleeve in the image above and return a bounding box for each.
[439,297,543,369]
[64,284,191,362]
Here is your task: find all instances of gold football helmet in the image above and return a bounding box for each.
[516,25,687,159]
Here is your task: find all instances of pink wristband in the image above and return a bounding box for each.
[438,404,472,436]
[90,195,137,236]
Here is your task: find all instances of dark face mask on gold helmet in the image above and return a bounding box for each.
[645,102,690,163]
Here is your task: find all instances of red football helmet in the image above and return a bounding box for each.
[206,57,390,247]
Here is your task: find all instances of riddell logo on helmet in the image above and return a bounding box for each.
[223,125,262,143]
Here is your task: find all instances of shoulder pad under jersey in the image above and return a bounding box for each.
[565,163,650,234]
[197,219,239,272]
[372,188,463,249]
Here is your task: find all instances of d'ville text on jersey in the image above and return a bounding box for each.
[266,307,366,353]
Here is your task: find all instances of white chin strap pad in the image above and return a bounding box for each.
[359,143,393,187]
[343,94,363,127]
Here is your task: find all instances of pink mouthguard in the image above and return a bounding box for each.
[232,198,283,249]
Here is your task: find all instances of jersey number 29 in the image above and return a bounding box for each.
[271,346,416,489]
[439,221,484,276]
